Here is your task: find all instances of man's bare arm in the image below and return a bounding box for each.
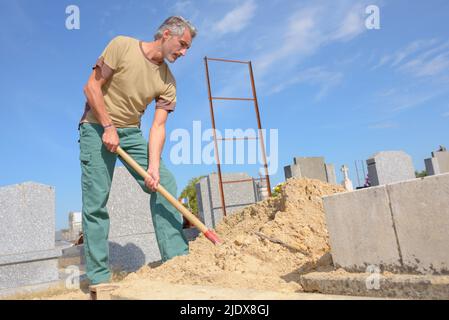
[145,108,169,191]
[83,67,111,126]
[83,67,119,152]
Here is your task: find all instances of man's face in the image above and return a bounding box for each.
[162,29,192,63]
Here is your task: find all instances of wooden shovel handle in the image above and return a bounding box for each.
[116,146,209,234]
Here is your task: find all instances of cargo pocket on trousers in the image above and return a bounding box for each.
[80,152,91,165]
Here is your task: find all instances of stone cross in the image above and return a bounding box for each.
[341,165,350,180]
[340,165,354,191]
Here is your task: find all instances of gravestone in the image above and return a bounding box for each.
[323,173,449,274]
[255,180,269,201]
[325,164,337,185]
[294,157,327,181]
[425,146,449,175]
[196,172,259,229]
[0,182,61,294]
[340,165,354,191]
[284,164,301,179]
[425,158,440,176]
[366,151,415,186]
[68,211,82,242]
[106,167,161,272]
[283,157,337,184]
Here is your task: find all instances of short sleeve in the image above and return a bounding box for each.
[92,36,126,80]
[156,75,177,113]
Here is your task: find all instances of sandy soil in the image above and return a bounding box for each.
[119,178,345,294]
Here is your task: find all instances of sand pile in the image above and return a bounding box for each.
[123,178,345,293]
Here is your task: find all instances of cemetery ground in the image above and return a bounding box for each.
[2,178,371,300]
[3,176,449,300]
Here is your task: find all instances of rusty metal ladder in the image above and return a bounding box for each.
[204,57,272,217]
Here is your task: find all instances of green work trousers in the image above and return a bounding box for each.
[79,123,188,285]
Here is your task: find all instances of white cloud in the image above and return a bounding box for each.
[368,121,398,129]
[373,82,449,115]
[200,1,376,98]
[331,4,366,42]
[372,39,437,70]
[212,0,257,35]
[392,40,439,66]
[400,51,449,78]
[371,55,391,70]
[268,66,343,100]
[378,88,398,98]
[254,2,370,77]
[442,111,449,118]
[416,40,449,61]
[371,39,449,114]
[170,0,200,22]
[373,39,449,78]
[172,0,191,12]
[391,89,445,112]
[254,6,322,75]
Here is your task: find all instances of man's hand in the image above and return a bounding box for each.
[102,126,120,153]
[145,164,160,192]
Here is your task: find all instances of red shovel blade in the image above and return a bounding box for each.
[204,230,222,245]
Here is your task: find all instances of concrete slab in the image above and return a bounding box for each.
[284,164,301,180]
[196,173,258,229]
[433,151,449,173]
[0,258,60,291]
[0,182,61,291]
[425,157,440,176]
[196,177,212,228]
[0,182,55,256]
[61,228,198,271]
[108,167,154,238]
[209,173,258,224]
[323,186,402,272]
[294,157,327,182]
[108,233,161,272]
[0,279,63,298]
[0,248,61,266]
[109,280,379,300]
[366,151,415,186]
[300,271,449,300]
[387,174,449,274]
[325,163,337,185]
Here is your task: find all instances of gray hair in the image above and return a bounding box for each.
[154,16,197,40]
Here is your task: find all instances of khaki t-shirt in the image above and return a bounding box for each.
[80,35,177,128]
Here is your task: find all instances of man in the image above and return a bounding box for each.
[78,16,197,285]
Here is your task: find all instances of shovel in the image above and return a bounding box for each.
[116,146,222,245]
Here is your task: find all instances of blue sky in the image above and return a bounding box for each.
[1,0,448,230]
